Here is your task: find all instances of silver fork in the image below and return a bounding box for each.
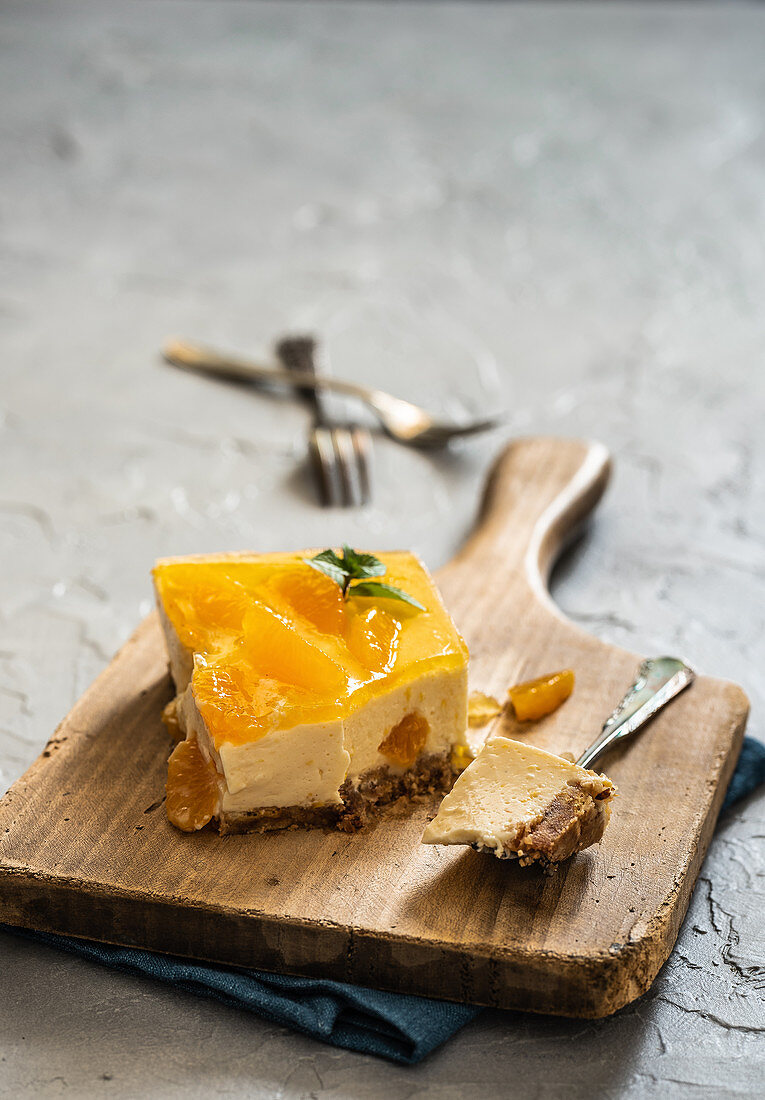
[163,339,504,448]
[275,335,372,508]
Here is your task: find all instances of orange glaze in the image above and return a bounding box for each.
[153,552,468,749]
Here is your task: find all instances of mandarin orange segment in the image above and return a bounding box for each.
[158,564,249,651]
[508,669,575,721]
[266,565,347,635]
[192,663,281,744]
[467,691,503,727]
[241,601,349,696]
[346,606,401,674]
[451,743,475,773]
[166,739,219,831]
[378,711,430,767]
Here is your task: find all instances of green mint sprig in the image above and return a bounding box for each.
[303,545,425,610]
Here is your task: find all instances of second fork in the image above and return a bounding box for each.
[275,336,372,508]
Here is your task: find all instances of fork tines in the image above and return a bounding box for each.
[311,424,371,508]
[276,335,372,508]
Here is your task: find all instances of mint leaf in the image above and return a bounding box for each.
[351,581,425,610]
[304,547,424,610]
[312,548,346,570]
[303,552,348,590]
[341,545,386,580]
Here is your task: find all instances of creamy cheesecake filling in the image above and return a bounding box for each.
[175,662,468,815]
[421,736,615,865]
[342,665,467,779]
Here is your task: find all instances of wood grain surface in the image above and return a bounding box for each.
[0,437,749,1017]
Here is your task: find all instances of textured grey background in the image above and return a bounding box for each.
[1,1,764,1096]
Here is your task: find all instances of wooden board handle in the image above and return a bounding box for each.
[444,436,611,599]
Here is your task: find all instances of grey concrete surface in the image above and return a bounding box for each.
[1,1,764,1096]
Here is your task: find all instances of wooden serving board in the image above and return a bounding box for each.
[0,438,749,1017]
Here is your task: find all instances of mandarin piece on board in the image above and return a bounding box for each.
[508,669,575,722]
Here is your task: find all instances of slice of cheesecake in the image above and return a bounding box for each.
[153,551,469,833]
[421,736,616,866]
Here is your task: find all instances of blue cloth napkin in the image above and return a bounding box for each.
[4,736,764,1064]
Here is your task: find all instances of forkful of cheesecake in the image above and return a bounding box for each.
[422,657,695,867]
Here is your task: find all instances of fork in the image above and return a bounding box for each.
[163,339,504,449]
[275,335,372,508]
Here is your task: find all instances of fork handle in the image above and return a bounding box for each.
[274,335,328,425]
[164,338,366,403]
[576,657,695,770]
[162,338,424,439]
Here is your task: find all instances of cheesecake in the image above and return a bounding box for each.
[421,736,615,866]
[153,550,469,833]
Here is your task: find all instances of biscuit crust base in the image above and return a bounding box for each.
[216,752,458,835]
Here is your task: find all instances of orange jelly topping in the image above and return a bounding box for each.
[153,552,468,750]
